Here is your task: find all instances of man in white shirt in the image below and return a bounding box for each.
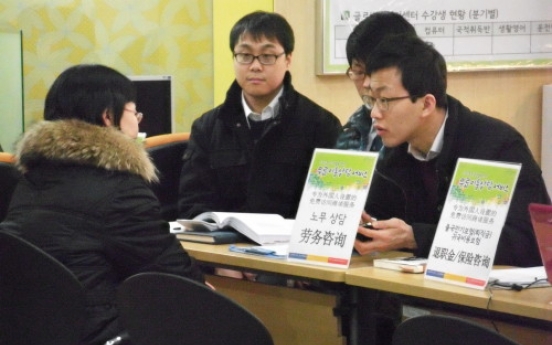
[178,11,341,220]
[356,33,550,268]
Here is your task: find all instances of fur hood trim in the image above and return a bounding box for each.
[15,119,158,183]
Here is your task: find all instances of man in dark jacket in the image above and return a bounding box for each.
[336,11,416,152]
[178,11,341,220]
[355,34,550,267]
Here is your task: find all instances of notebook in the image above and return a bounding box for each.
[528,203,552,283]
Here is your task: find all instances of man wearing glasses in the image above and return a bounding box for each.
[334,13,419,345]
[355,34,550,268]
[336,12,416,152]
[178,11,341,221]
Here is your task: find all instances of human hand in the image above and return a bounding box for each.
[356,211,377,242]
[354,216,417,256]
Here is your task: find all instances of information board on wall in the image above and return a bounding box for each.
[317,0,552,74]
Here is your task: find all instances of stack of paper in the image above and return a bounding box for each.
[489,266,550,289]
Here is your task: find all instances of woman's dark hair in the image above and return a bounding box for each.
[44,64,136,127]
[229,11,294,54]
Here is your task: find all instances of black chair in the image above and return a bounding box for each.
[0,231,86,345]
[392,314,521,345]
[117,272,274,345]
[145,133,189,221]
[0,152,20,222]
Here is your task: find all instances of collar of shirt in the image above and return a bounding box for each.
[366,125,379,151]
[409,111,449,161]
[242,87,284,128]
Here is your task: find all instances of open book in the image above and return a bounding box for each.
[176,212,294,245]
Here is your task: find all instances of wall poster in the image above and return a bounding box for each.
[317,0,552,74]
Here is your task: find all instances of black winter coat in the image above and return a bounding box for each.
[178,72,342,219]
[365,95,550,267]
[1,120,204,345]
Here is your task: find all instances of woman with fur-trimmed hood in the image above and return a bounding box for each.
[0,64,204,345]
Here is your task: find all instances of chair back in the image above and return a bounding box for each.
[117,272,274,345]
[145,133,189,221]
[0,231,86,345]
[392,314,521,345]
[0,152,20,222]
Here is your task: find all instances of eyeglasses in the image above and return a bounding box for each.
[346,67,366,81]
[233,52,286,65]
[125,108,144,123]
[361,95,419,112]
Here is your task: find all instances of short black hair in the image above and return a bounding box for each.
[346,11,416,66]
[229,11,294,54]
[366,34,448,108]
[44,64,136,127]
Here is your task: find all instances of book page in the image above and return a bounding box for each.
[169,221,186,233]
[177,211,236,232]
[178,212,291,244]
[225,214,293,244]
[176,219,219,232]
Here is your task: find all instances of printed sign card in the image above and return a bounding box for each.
[287,148,378,268]
[425,158,521,289]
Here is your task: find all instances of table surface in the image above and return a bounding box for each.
[181,241,552,322]
[182,241,394,282]
[346,265,552,322]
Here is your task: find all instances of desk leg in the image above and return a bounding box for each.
[348,286,359,345]
[349,286,381,345]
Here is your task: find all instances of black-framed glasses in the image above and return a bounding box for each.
[233,52,285,65]
[346,67,366,81]
[361,95,419,111]
[125,108,144,123]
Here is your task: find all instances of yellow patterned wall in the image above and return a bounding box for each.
[0,0,213,133]
[213,0,273,105]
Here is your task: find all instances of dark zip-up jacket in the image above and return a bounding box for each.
[178,72,342,219]
[1,120,204,345]
[335,104,373,151]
